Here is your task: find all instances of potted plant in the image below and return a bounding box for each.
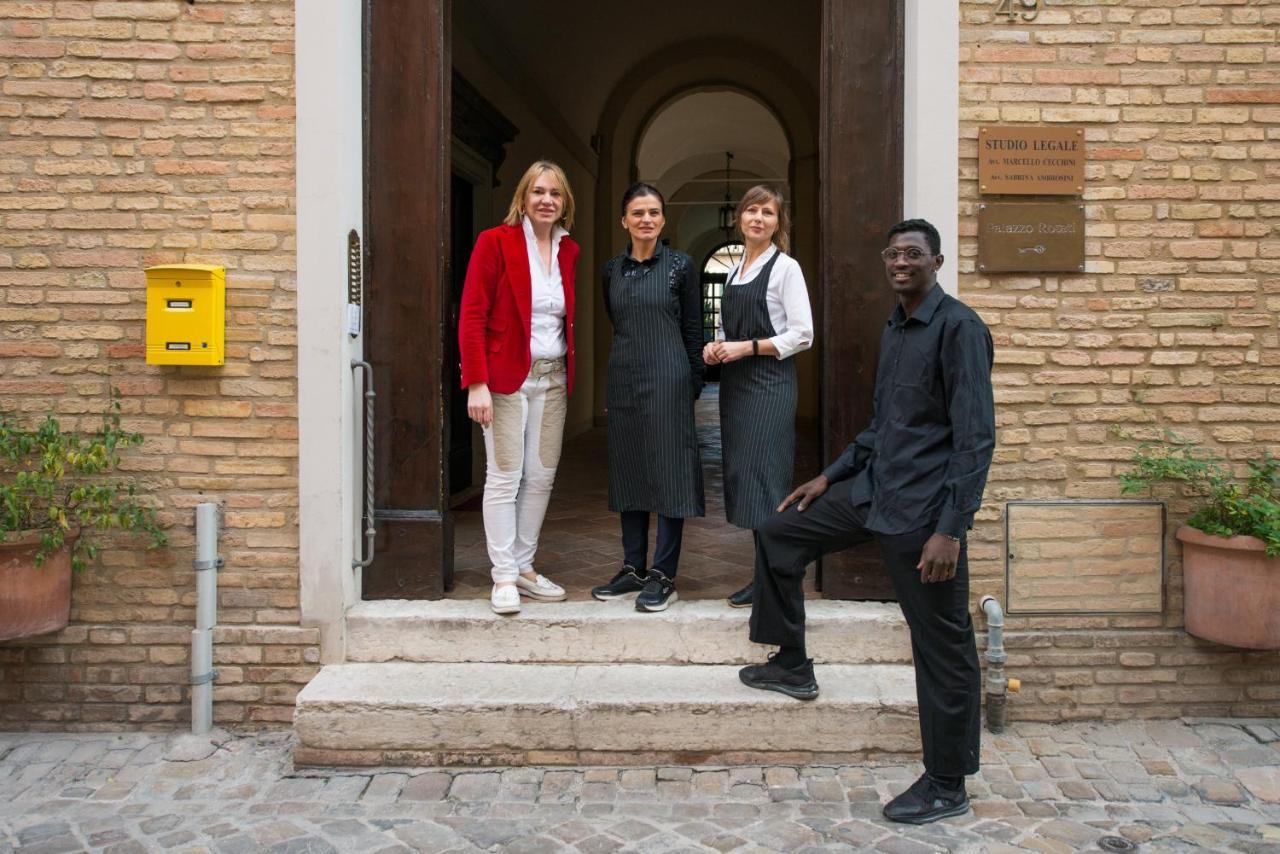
[0,400,166,643]
[1120,436,1279,649]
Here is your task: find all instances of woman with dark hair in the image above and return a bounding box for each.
[458,160,579,615]
[704,184,814,608]
[590,182,705,612]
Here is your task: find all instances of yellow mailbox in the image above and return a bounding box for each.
[145,264,225,365]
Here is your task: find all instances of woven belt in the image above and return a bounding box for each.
[530,358,565,377]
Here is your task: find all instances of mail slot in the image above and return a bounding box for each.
[145,264,225,365]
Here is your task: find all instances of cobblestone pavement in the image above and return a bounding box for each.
[1,719,1278,853]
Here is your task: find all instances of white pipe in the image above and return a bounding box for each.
[192,503,220,735]
[980,595,1015,733]
[980,595,1005,665]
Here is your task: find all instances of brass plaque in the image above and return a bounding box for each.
[978,202,1085,273]
[978,125,1084,195]
[1005,501,1165,616]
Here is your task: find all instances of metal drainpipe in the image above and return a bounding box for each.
[192,503,222,734]
[980,595,1020,734]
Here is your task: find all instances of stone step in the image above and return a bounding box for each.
[293,662,920,767]
[345,599,912,665]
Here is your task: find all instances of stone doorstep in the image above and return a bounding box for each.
[344,599,912,665]
[293,662,920,760]
[290,746,914,769]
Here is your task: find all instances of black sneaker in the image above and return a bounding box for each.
[727,582,754,608]
[738,654,819,700]
[591,565,647,601]
[882,773,970,824]
[635,569,678,612]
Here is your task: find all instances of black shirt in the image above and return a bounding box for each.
[822,283,995,538]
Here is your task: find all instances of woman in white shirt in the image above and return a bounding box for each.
[703,184,814,608]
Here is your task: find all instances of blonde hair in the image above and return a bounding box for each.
[504,160,575,231]
[735,184,790,254]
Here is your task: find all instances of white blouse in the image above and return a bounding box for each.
[522,215,568,361]
[718,245,814,360]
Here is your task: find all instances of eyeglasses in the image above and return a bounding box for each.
[881,247,931,262]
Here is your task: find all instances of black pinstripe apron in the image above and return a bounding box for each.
[719,251,797,529]
[606,252,705,517]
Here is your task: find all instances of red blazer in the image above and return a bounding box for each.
[458,223,578,395]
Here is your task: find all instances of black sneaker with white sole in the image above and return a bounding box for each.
[591,564,647,601]
[635,569,677,612]
[738,654,819,700]
[881,773,971,824]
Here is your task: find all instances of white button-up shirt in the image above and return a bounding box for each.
[522,215,568,361]
[719,245,815,360]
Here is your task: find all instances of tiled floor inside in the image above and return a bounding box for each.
[449,385,821,601]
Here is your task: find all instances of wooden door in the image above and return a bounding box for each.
[818,0,904,600]
[363,0,452,598]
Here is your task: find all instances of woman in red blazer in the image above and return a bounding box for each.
[458,160,579,615]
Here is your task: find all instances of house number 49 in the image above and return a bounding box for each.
[995,0,1040,22]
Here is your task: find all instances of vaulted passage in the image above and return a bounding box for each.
[452,12,817,596]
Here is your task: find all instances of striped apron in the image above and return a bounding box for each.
[605,252,705,517]
[719,251,797,529]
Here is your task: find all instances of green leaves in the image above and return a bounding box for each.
[0,395,166,572]
[1122,434,1280,556]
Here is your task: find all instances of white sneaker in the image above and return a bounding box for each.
[515,573,567,601]
[490,583,521,615]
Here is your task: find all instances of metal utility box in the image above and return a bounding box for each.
[145,264,225,365]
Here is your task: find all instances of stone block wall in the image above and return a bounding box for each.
[0,0,313,728]
[959,1,1280,719]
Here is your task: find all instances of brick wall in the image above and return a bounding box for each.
[0,1,314,728]
[959,1,1280,719]
[985,630,1279,721]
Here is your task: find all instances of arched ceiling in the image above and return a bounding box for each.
[637,90,790,197]
[456,0,819,143]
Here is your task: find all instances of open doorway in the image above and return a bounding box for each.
[445,1,822,601]
[361,0,904,601]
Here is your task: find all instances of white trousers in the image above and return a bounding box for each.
[482,365,567,583]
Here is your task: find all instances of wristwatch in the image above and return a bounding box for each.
[751,339,759,356]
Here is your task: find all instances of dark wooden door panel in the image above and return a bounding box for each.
[364,0,452,599]
[448,172,474,496]
[818,0,904,601]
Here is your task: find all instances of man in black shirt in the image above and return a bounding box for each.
[739,219,995,824]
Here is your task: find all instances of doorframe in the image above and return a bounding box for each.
[295,0,960,658]
[904,0,960,283]
[296,0,366,664]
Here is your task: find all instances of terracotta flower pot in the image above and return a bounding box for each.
[0,529,73,643]
[1177,524,1280,650]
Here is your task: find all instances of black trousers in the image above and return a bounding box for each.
[748,477,981,776]
[620,511,685,578]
